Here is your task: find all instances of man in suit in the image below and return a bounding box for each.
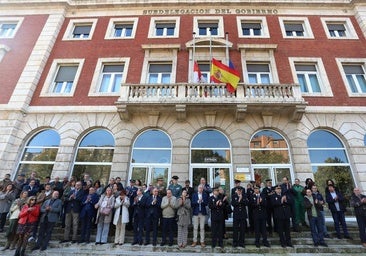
[79,187,99,243]
[281,176,298,232]
[326,184,351,239]
[191,184,208,247]
[32,191,62,251]
[132,188,146,245]
[61,181,83,243]
[160,189,177,246]
[126,179,138,231]
[208,187,225,248]
[145,188,162,246]
[231,186,247,248]
[182,180,194,199]
[250,186,270,248]
[271,185,293,248]
[231,179,244,197]
[22,178,39,197]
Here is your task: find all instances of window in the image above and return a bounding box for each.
[247,63,271,84]
[343,64,366,93]
[41,59,84,97]
[321,18,358,39]
[336,58,366,96]
[72,129,115,186]
[63,19,97,40]
[17,129,60,180]
[194,17,224,37]
[130,129,172,187]
[295,64,321,93]
[237,17,269,38]
[149,17,179,38]
[0,18,23,38]
[89,57,129,96]
[147,63,172,84]
[197,62,210,82]
[105,18,138,39]
[279,17,313,38]
[307,130,354,200]
[289,57,332,96]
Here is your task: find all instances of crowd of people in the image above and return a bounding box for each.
[0,171,365,256]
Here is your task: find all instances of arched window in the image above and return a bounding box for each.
[130,129,172,187]
[307,130,354,199]
[72,129,115,185]
[17,129,60,180]
[190,129,232,191]
[250,130,292,185]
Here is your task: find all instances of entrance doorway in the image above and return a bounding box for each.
[191,166,231,193]
[253,166,292,186]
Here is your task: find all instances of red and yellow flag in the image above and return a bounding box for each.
[210,58,240,93]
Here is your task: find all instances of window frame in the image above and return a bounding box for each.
[0,17,23,38]
[62,18,97,41]
[40,58,84,97]
[105,17,138,40]
[193,16,224,38]
[246,62,272,84]
[146,62,173,84]
[289,57,333,96]
[89,57,130,96]
[336,58,366,96]
[321,17,358,40]
[149,17,180,38]
[236,16,269,38]
[279,17,314,39]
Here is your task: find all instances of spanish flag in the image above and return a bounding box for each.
[210,58,240,93]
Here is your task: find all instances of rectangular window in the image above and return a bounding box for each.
[241,22,262,36]
[247,63,271,84]
[198,63,210,83]
[327,23,346,38]
[0,23,17,38]
[148,63,172,84]
[155,23,175,36]
[72,24,91,38]
[99,64,124,93]
[113,23,133,38]
[343,65,366,93]
[295,64,321,93]
[52,65,78,93]
[285,23,304,37]
[198,22,218,36]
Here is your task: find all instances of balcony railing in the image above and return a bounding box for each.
[116,83,307,122]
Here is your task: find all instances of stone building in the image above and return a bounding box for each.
[0,0,366,197]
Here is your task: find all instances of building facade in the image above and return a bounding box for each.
[0,0,366,197]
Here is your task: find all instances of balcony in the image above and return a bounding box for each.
[115,83,307,123]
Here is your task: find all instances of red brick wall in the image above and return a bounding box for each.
[0,15,48,104]
[30,14,366,107]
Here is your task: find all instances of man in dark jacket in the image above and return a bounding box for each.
[144,188,162,246]
[208,187,225,248]
[231,186,247,248]
[79,187,99,243]
[271,185,293,248]
[191,184,208,247]
[132,188,146,245]
[250,186,270,248]
[350,187,366,247]
[326,184,351,239]
[262,179,274,235]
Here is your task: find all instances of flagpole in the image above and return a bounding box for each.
[225,32,229,65]
[209,28,212,83]
[192,32,196,83]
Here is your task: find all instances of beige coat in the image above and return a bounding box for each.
[176,197,191,226]
[113,196,130,225]
[95,194,115,224]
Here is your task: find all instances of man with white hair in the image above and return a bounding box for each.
[191,184,208,247]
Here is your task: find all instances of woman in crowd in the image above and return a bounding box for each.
[0,183,16,232]
[14,196,40,256]
[176,190,191,248]
[95,187,115,244]
[2,191,28,251]
[93,180,104,196]
[113,190,130,245]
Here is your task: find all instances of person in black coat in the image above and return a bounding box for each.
[271,185,293,248]
[144,188,162,246]
[79,187,99,243]
[281,176,298,232]
[250,186,270,248]
[132,188,146,245]
[231,187,247,248]
[208,187,225,248]
[182,180,194,199]
[350,187,366,247]
[325,184,351,239]
[262,179,275,235]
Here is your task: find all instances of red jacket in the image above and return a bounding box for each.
[18,204,40,224]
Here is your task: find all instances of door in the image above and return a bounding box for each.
[192,166,231,193]
[253,166,292,185]
[130,166,169,187]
